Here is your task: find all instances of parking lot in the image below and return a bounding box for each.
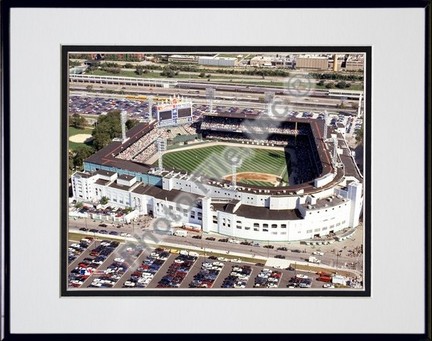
[68,239,120,288]
[68,221,362,290]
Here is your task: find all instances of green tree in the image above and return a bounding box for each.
[135,66,144,75]
[92,132,111,150]
[336,81,348,89]
[317,80,325,86]
[91,110,123,150]
[161,66,175,78]
[126,119,139,130]
[325,82,335,89]
[68,150,75,170]
[70,113,87,129]
[199,72,205,78]
[100,196,109,205]
[73,145,94,168]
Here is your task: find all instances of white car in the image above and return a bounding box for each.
[323,283,335,288]
[296,274,308,279]
[114,258,125,263]
[124,281,135,287]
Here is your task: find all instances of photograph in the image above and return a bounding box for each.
[3,3,429,336]
[64,48,369,295]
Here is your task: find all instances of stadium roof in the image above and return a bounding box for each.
[85,121,155,173]
[132,183,202,202]
[212,201,302,220]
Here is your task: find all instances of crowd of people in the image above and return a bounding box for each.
[200,116,305,136]
[116,128,170,161]
[202,131,289,147]
[133,143,157,163]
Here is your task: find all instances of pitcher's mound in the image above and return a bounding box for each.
[69,134,93,143]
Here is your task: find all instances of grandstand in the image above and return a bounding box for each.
[73,105,363,242]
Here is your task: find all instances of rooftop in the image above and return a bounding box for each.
[118,174,135,181]
[212,201,303,220]
[131,183,203,202]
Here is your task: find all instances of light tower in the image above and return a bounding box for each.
[332,134,338,167]
[323,110,329,140]
[156,137,167,171]
[147,96,154,121]
[230,156,243,189]
[264,91,275,116]
[121,110,127,142]
[206,88,215,115]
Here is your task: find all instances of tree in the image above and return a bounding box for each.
[126,119,139,130]
[70,113,87,129]
[325,82,335,89]
[73,145,94,168]
[336,81,348,89]
[75,201,83,209]
[100,196,109,205]
[92,132,111,151]
[91,110,123,150]
[135,66,144,75]
[161,66,176,78]
[317,80,325,86]
[199,72,205,78]
[68,150,75,170]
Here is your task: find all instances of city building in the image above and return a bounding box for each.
[198,56,238,67]
[295,55,329,70]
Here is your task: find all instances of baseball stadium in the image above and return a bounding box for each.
[72,95,363,242]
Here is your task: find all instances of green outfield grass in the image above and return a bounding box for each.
[159,144,290,185]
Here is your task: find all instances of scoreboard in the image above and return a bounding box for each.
[156,99,193,127]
